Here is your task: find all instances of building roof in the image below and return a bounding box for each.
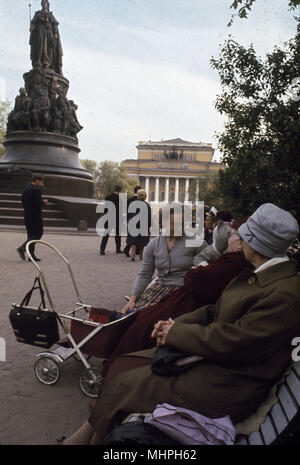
[122,159,222,166]
[137,138,213,148]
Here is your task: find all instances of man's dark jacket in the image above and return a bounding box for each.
[104,192,120,232]
[22,184,45,228]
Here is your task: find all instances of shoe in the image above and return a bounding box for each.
[17,247,26,261]
[100,250,105,256]
[116,250,122,254]
[124,252,130,257]
[131,257,136,262]
[32,256,41,262]
[124,295,130,301]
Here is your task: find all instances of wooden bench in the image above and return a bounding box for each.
[235,360,300,445]
[110,360,300,445]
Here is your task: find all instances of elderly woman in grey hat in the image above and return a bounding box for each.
[238,203,299,269]
[63,203,300,445]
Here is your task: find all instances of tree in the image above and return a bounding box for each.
[0,101,11,158]
[95,160,138,199]
[190,173,222,207]
[229,0,300,25]
[210,17,300,220]
[80,158,99,180]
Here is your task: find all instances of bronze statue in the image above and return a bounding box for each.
[29,0,63,75]
[54,86,70,134]
[7,2,82,138]
[7,88,32,132]
[170,146,179,160]
[31,74,51,131]
[68,100,83,139]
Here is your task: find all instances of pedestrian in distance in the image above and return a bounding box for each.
[123,185,141,257]
[100,185,122,255]
[17,173,48,262]
[128,189,151,262]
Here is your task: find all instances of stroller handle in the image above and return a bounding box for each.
[25,240,85,317]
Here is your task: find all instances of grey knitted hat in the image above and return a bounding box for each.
[238,203,299,258]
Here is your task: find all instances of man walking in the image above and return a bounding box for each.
[17,174,48,262]
[100,185,122,255]
[123,185,141,257]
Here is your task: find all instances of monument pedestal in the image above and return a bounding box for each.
[0,131,94,198]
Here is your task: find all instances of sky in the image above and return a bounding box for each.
[0,0,297,163]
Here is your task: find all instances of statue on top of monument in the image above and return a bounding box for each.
[29,0,63,75]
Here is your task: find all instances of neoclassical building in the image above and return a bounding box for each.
[121,138,223,203]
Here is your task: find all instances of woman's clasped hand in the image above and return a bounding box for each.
[151,318,175,346]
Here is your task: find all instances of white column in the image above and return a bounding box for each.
[185,178,190,203]
[145,177,150,199]
[165,178,169,203]
[195,180,199,205]
[175,178,179,203]
[155,177,160,203]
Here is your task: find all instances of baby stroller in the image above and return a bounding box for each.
[11,240,136,398]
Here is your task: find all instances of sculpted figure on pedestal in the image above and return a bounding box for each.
[31,74,51,131]
[56,87,71,134]
[7,88,32,132]
[6,2,83,139]
[29,0,63,75]
[68,100,83,139]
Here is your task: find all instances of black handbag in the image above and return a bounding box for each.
[151,346,203,376]
[9,277,59,349]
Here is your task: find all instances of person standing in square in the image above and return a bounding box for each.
[17,173,48,262]
[123,185,141,257]
[100,185,122,255]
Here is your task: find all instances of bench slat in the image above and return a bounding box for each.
[248,431,264,445]
[260,416,277,445]
[270,402,289,434]
[278,384,298,421]
[286,370,300,405]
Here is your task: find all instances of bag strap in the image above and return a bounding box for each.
[20,277,46,309]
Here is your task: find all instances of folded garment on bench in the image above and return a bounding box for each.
[145,403,236,445]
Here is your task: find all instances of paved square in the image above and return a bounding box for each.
[0,230,142,445]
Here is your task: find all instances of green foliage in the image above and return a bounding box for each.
[228,0,300,26]
[80,158,99,180]
[0,100,11,158]
[83,159,138,199]
[210,18,300,220]
[190,173,222,207]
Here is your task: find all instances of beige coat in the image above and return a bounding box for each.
[89,261,300,439]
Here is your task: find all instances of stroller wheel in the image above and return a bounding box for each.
[35,356,60,385]
[79,368,103,398]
